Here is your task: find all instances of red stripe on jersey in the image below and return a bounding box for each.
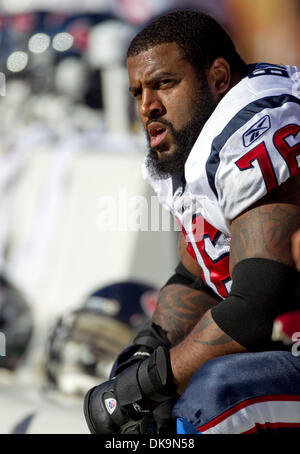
[197,394,300,432]
[192,216,230,298]
[242,421,300,434]
[177,216,230,298]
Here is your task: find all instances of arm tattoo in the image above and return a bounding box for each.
[230,175,300,271]
[191,311,233,346]
[152,284,219,346]
[230,203,300,271]
[169,310,245,391]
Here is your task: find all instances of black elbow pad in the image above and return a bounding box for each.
[211,258,300,351]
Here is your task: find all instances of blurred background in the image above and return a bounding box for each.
[0,0,299,434]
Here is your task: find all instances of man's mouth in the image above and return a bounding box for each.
[148,122,168,148]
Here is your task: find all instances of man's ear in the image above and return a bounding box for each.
[206,58,231,102]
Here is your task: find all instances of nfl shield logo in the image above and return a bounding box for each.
[105,397,117,415]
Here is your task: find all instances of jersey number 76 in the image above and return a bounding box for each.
[235,124,300,191]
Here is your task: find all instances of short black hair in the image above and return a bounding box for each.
[127,10,247,76]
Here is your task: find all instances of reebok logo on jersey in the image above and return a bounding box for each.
[242,114,271,147]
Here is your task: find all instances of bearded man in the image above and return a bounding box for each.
[84,10,300,434]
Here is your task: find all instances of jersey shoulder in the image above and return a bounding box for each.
[206,63,300,222]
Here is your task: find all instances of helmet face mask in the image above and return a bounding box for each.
[45,281,158,396]
[46,315,134,396]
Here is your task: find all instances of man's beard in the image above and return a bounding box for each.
[145,82,215,180]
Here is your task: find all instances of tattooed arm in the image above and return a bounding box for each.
[153,284,220,346]
[170,175,300,393]
[229,174,300,273]
[152,233,220,346]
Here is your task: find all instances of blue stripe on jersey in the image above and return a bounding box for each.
[172,351,300,430]
[251,63,286,69]
[247,62,288,73]
[206,94,300,198]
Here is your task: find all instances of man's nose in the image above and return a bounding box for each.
[140,88,166,118]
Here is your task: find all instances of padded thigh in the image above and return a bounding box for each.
[172,351,300,433]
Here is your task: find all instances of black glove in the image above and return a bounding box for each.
[151,398,177,434]
[84,345,177,434]
[109,321,171,378]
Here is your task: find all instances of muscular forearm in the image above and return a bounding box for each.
[152,284,220,346]
[170,309,247,393]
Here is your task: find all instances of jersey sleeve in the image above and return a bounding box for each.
[211,95,300,222]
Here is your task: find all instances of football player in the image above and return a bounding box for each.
[84,10,300,434]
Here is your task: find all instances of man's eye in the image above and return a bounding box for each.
[156,79,174,89]
[158,79,172,88]
[132,91,142,98]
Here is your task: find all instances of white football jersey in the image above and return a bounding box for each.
[143,63,300,299]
